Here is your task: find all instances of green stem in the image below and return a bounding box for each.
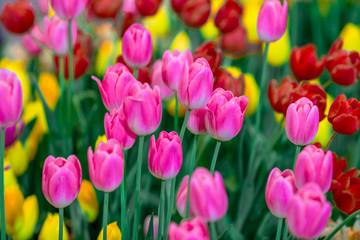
[59,208,64,240]
[163,179,175,240]
[325,132,337,151]
[0,128,6,240]
[282,221,288,240]
[133,68,138,79]
[210,141,221,174]
[186,135,198,218]
[132,136,144,240]
[103,192,109,240]
[157,181,166,240]
[175,96,179,132]
[275,218,283,240]
[293,145,301,170]
[67,20,74,142]
[210,222,217,240]
[325,209,360,240]
[323,79,332,90]
[120,179,126,237]
[180,110,191,141]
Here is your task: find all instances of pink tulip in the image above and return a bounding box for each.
[285,97,319,146]
[104,106,137,150]
[0,119,24,148]
[42,155,82,208]
[122,0,139,15]
[168,217,210,240]
[295,145,333,193]
[123,82,162,136]
[176,175,195,218]
[265,168,296,218]
[92,63,136,111]
[50,0,88,19]
[37,0,48,15]
[151,60,175,100]
[122,23,152,68]
[187,109,207,135]
[87,139,124,192]
[257,0,288,42]
[161,49,193,91]
[190,167,228,222]
[144,215,159,240]
[0,69,23,128]
[287,183,331,239]
[205,88,248,141]
[177,58,214,110]
[148,131,182,180]
[22,34,41,55]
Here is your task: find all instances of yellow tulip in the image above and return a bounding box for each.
[13,195,39,240]
[242,0,262,42]
[78,180,99,223]
[166,97,186,117]
[200,20,219,41]
[4,160,18,188]
[95,135,108,150]
[39,72,60,111]
[5,140,29,176]
[4,185,24,235]
[313,94,334,147]
[38,213,69,240]
[95,39,122,76]
[143,6,170,37]
[339,23,360,53]
[267,28,291,67]
[97,222,122,240]
[170,31,192,52]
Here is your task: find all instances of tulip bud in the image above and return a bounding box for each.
[214,68,245,97]
[89,0,122,19]
[257,0,288,42]
[148,131,182,180]
[135,0,162,16]
[285,97,319,145]
[194,41,222,74]
[38,213,69,240]
[171,0,211,28]
[187,109,207,135]
[287,183,331,240]
[151,60,175,100]
[214,0,243,33]
[295,145,333,193]
[176,175,195,218]
[168,217,210,240]
[205,88,248,141]
[14,195,39,239]
[87,139,124,192]
[0,69,23,128]
[0,0,35,34]
[78,180,99,223]
[42,155,82,208]
[22,34,41,55]
[265,168,296,218]
[0,120,24,148]
[220,25,249,55]
[50,0,88,19]
[144,215,159,239]
[97,222,122,240]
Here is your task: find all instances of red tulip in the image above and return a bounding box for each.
[194,41,222,74]
[171,0,211,28]
[214,68,245,97]
[0,0,35,34]
[89,0,122,19]
[135,0,162,16]
[220,24,248,55]
[214,0,243,33]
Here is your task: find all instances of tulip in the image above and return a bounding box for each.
[97,222,122,240]
[93,63,136,111]
[0,120,24,148]
[22,34,41,55]
[39,72,61,111]
[285,97,319,146]
[257,0,288,42]
[265,168,296,218]
[340,23,360,53]
[0,69,23,128]
[214,68,245,97]
[50,0,88,19]
[189,167,228,221]
[87,139,124,192]
[78,180,99,223]
[89,0,122,19]
[148,131,182,180]
[171,0,211,28]
[287,183,331,240]
[144,215,159,239]
[5,140,28,176]
[214,0,243,33]
[187,109,207,135]
[151,60,175,100]
[220,24,249,55]
[37,0,48,15]
[295,145,333,193]
[194,41,222,74]
[328,94,360,135]
[290,44,326,81]
[136,0,162,16]
[205,88,248,141]
[42,155,82,208]
[38,213,69,240]
[161,49,193,91]
[168,217,210,240]
[176,175,195,218]
[0,0,35,34]
[177,58,214,110]
[170,31,192,52]
[4,185,24,235]
[123,82,162,136]
[104,107,137,150]
[122,23,152,68]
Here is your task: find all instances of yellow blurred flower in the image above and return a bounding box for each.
[39,213,69,240]
[339,23,360,53]
[267,28,290,67]
[95,40,122,76]
[5,140,29,176]
[166,97,186,117]
[97,222,122,240]
[143,6,170,37]
[242,0,262,42]
[170,31,192,52]
[78,180,99,223]
[211,0,224,15]
[39,72,60,111]
[274,112,285,127]
[200,20,219,41]
[13,195,39,240]
[48,3,55,17]
[313,94,334,148]
[4,160,18,188]
[4,185,24,235]
[95,135,108,150]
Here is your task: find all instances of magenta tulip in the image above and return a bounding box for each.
[22,34,41,55]
[205,88,248,141]
[50,0,88,19]
[265,168,296,218]
[93,63,136,111]
[287,183,331,239]
[42,155,82,208]
[177,58,214,110]
[0,69,23,128]
[0,119,24,148]
[295,145,333,193]
[144,215,159,240]
[123,82,162,136]
[257,0,288,42]
[168,217,210,240]
[151,60,175,100]
[88,139,124,192]
[176,175,195,218]
[122,23,152,68]
[187,109,207,135]
[161,49,193,91]
[285,97,319,146]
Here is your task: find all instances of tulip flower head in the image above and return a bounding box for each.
[151,60,175,100]
[0,0,35,34]
[176,175,195,218]
[50,0,89,19]
[1,120,24,148]
[194,41,222,74]
[22,34,41,55]
[187,109,207,135]
[168,217,210,240]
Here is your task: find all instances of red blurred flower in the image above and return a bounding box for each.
[214,68,245,96]
[215,0,243,33]
[290,44,326,81]
[171,0,211,28]
[135,0,162,16]
[0,0,35,34]
[220,24,248,55]
[326,38,360,86]
[89,0,122,19]
[116,55,151,84]
[328,94,360,135]
[194,41,222,74]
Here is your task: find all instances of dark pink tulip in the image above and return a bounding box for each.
[104,106,137,150]
[22,33,41,55]
[205,88,248,141]
[161,49,193,91]
[42,155,82,208]
[168,217,210,240]
[177,58,214,110]
[176,175,195,218]
[187,108,207,135]
[151,60,174,100]
[265,168,296,218]
[0,119,24,148]
[295,145,333,193]
[0,69,23,128]
[50,0,88,19]
[87,139,124,192]
[287,183,331,239]
[93,63,136,111]
[148,131,182,180]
